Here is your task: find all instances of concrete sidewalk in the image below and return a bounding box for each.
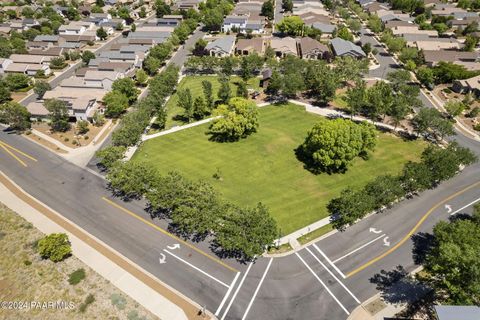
[0,172,211,320]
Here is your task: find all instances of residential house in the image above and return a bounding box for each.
[33,35,65,45]
[99,51,140,64]
[311,22,336,36]
[3,62,51,76]
[29,46,65,57]
[153,15,183,26]
[431,6,466,17]
[298,37,329,59]
[453,74,480,97]
[9,54,51,65]
[390,26,438,37]
[270,37,298,57]
[173,0,203,11]
[58,23,87,35]
[0,58,12,74]
[423,50,478,66]
[434,305,480,320]
[364,2,390,14]
[384,20,414,28]
[43,88,106,121]
[205,36,236,57]
[235,38,265,55]
[330,37,366,58]
[25,101,49,120]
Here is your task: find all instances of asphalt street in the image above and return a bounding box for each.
[1,25,480,320]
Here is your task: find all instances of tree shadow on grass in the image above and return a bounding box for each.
[294,145,348,175]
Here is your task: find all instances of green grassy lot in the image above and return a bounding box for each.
[165,76,260,129]
[134,103,426,234]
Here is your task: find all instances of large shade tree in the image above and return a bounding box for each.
[299,118,377,173]
[208,97,259,141]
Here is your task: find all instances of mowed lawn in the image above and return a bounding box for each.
[164,76,260,129]
[134,103,426,234]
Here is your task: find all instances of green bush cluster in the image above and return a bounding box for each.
[111,65,179,147]
[68,268,86,285]
[37,233,72,262]
[106,162,277,259]
[329,142,477,229]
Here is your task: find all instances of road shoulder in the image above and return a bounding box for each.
[0,171,211,320]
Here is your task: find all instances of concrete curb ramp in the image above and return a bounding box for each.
[0,172,212,320]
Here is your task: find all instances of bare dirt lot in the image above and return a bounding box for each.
[0,203,157,320]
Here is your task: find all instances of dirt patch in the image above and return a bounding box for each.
[0,203,157,320]
[11,92,29,103]
[23,133,68,154]
[32,122,107,149]
[364,297,387,315]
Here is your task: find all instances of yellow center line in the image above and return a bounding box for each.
[0,143,27,167]
[0,140,38,162]
[102,196,240,273]
[346,180,480,278]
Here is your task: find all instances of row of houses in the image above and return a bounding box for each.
[205,35,366,59]
[222,0,267,34]
[290,0,336,37]
[360,0,480,70]
[24,15,177,121]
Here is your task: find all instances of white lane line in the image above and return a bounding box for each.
[312,244,347,279]
[241,258,273,320]
[220,260,255,320]
[450,197,480,216]
[163,249,229,288]
[296,252,350,316]
[306,247,360,304]
[215,272,241,316]
[332,234,386,263]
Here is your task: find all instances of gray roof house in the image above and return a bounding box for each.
[331,37,366,58]
[434,305,480,320]
[206,36,236,57]
[311,22,336,34]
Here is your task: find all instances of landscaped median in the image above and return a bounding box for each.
[133,103,426,235]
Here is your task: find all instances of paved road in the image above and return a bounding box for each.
[2,124,479,320]
[2,24,480,320]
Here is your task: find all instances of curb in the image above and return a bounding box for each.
[0,171,214,320]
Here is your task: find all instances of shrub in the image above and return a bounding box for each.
[37,233,72,262]
[111,293,127,310]
[68,268,86,285]
[79,294,95,313]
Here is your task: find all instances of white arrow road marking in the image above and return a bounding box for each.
[369,227,382,234]
[159,253,166,264]
[450,197,480,216]
[163,249,229,288]
[445,204,452,213]
[383,237,390,246]
[167,243,180,250]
